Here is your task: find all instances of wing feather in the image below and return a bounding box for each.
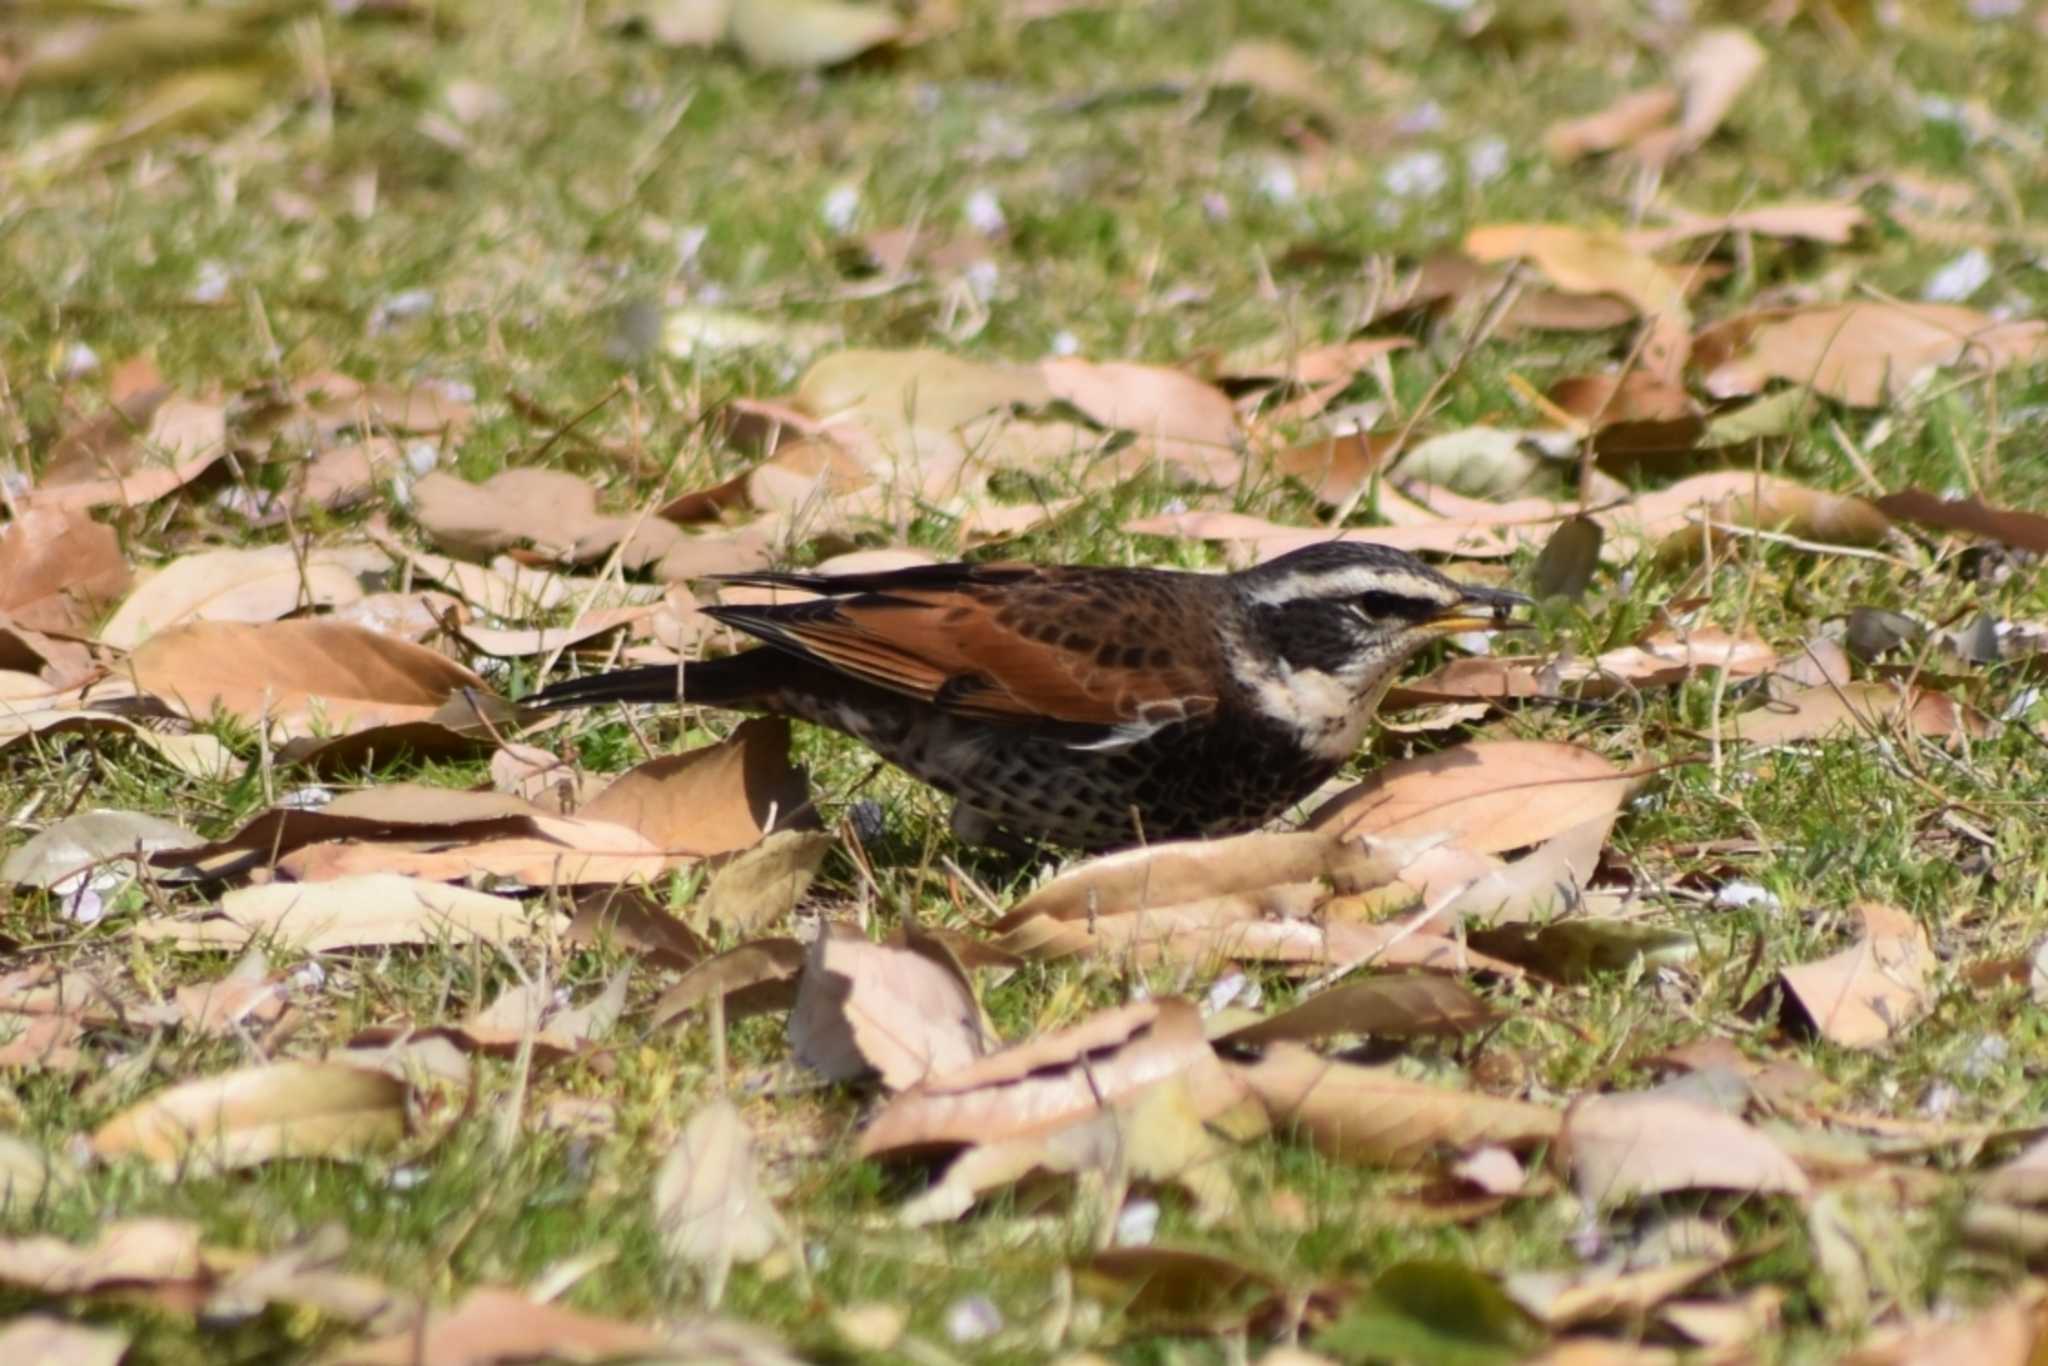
[703,567,1219,735]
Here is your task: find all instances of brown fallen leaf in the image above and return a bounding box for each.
[579,717,815,858]
[859,997,1242,1158]
[100,545,388,649]
[1872,487,2048,554]
[1230,1043,1560,1167]
[0,508,130,635]
[998,829,1391,925]
[18,449,226,515]
[1214,974,1499,1047]
[172,952,287,1037]
[789,924,991,1090]
[1771,903,1932,1049]
[1624,201,1867,254]
[1506,1257,1725,1332]
[126,619,489,740]
[330,1286,658,1366]
[0,1218,205,1299]
[92,1061,408,1176]
[1464,223,1692,382]
[566,885,711,970]
[1696,301,2048,407]
[1729,681,1990,746]
[696,829,834,935]
[1308,741,1637,854]
[1543,85,1679,163]
[1837,1281,2048,1365]
[1560,1092,1810,1204]
[648,938,808,1030]
[1040,357,1243,484]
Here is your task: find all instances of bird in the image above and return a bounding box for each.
[524,541,1528,852]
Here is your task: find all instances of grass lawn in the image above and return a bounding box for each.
[5,1,2048,1361]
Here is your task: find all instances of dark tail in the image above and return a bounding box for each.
[524,650,787,711]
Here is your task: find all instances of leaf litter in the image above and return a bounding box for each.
[7,4,2048,1360]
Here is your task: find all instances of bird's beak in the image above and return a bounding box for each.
[1422,585,1534,635]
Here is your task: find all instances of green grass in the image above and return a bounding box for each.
[7,0,2048,1361]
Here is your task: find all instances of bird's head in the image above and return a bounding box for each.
[1229,541,1528,730]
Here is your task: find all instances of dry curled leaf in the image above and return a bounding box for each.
[859,997,1242,1158]
[790,924,990,1090]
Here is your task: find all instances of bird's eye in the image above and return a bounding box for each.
[1353,590,1421,620]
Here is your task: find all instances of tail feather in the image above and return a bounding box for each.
[524,651,784,711]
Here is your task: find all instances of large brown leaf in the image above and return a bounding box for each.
[134,874,564,952]
[1230,1043,1560,1167]
[1696,301,2048,407]
[1308,741,1637,854]
[1560,1092,1810,1203]
[0,509,130,634]
[579,717,814,858]
[126,620,487,739]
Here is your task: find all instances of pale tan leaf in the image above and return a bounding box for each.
[1041,357,1242,482]
[580,717,813,858]
[1838,1284,2048,1366]
[1231,1043,1560,1167]
[1979,1133,2048,1207]
[1638,26,1766,165]
[727,0,902,69]
[900,1070,1243,1227]
[1774,903,1933,1048]
[790,924,990,1090]
[126,619,488,740]
[18,450,224,515]
[1625,201,1867,253]
[0,1218,202,1295]
[412,467,612,560]
[1696,301,2048,407]
[136,874,562,952]
[795,348,1051,433]
[1,808,204,889]
[1308,741,1636,854]
[1507,1258,1723,1330]
[653,1099,787,1272]
[0,1136,76,1213]
[0,1316,128,1366]
[92,1062,408,1175]
[1464,223,1692,381]
[100,545,385,649]
[1561,1093,1810,1204]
